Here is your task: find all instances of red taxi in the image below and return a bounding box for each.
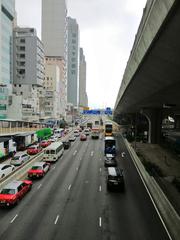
[27,145,42,155]
[28,162,50,178]
[0,180,32,207]
[80,134,87,141]
[39,140,51,148]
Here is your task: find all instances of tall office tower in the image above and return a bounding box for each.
[0,0,15,119]
[42,0,68,118]
[67,17,79,107]
[79,48,88,108]
[8,27,45,121]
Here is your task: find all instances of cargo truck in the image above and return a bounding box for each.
[0,137,17,159]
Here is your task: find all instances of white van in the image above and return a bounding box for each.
[43,142,64,162]
[54,128,64,138]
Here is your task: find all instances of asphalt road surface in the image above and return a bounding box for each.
[0,133,170,240]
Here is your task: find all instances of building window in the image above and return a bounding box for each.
[20,39,25,43]
[71,58,76,62]
[71,70,76,75]
[20,54,25,58]
[72,52,76,56]
[20,46,25,51]
[71,64,76,68]
[72,33,76,38]
[72,39,76,44]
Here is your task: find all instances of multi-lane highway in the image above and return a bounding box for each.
[0,130,170,240]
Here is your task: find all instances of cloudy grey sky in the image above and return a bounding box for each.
[15,0,147,109]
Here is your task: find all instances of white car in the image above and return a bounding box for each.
[0,164,15,179]
[10,152,30,166]
[49,136,58,142]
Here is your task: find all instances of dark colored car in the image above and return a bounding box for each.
[104,154,117,167]
[63,140,71,149]
[106,167,125,191]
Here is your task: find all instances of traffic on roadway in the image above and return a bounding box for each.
[0,117,171,240]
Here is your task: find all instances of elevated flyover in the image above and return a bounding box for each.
[114,0,180,143]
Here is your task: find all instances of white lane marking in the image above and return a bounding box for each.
[53,166,56,170]
[37,184,42,190]
[99,168,102,173]
[73,150,77,156]
[10,214,18,223]
[99,217,102,227]
[100,158,102,161]
[99,185,102,192]
[54,215,59,225]
[76,167,79,171]
[79,157,82,161]
[68,184,72,190]
[91,151,94,157]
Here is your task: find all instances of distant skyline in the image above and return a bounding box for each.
[15,0,147,109]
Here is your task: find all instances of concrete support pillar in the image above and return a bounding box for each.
[174,115,180,129]
[141,109,162,144]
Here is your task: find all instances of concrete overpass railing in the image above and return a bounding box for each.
[124,137,180,240]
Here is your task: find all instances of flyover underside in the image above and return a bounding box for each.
[115,2,180,115]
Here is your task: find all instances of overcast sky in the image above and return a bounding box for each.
[15,0,147,109]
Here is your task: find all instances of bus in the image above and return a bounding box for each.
[54,128,64,138]
[104,136,116,155]
[91,127,100,139]
[43,142,64,162]
[105,122,113,136]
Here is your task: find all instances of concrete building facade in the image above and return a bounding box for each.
[13,27,44,86]
[42,0,68,119]
[43,63,60,119]
[79,48,88,108]
[0,0,15,119]
[42,0,67,59]
[67,17,79,107]
[9,27,45,121]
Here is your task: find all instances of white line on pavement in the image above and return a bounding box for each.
[99,185,102,192]
[100,158,102,161]
[91,151,94,157]
[99,168,102,173]
[73,150,77,156]
[68,184,72,190]
[53,166,56,170]
[37,184,42,190]
[99,217,102,227]
[54,215,59,225]
[10,214,18,223]
[76,167,79,171]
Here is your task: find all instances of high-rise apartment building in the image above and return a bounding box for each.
[0,0,15,119]
[13,27,44,86]
[9,27,45,121]
[67,17,79,107]
[79,48,88,108]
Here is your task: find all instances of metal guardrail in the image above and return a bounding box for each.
[0,128,74,189]
[0,153,44,190]
[124,138,180,240]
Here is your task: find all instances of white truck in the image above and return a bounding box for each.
[0,137,17,159]
[91,127,100,139]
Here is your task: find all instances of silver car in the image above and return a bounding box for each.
[0,164,15,179]
[10,152,30,166]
